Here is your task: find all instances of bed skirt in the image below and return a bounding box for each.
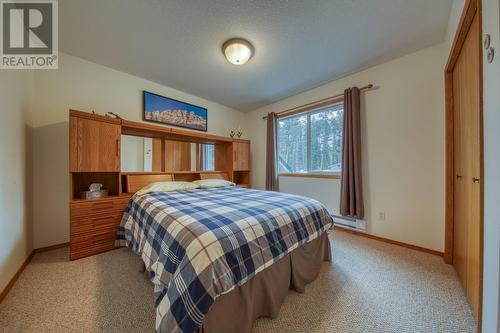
[197,232,332,333]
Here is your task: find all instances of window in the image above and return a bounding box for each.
[277,103,343,174]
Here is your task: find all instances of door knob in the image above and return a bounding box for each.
[473,177,480,183]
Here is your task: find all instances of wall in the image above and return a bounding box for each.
[481,0,500,330]
[32,52,246,248]
[246,43,447,252]
[445,0,467,53]
[0,71,34,292]
[279,177,341,215]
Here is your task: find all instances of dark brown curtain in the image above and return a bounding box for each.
[265,112,278,191]
[340,87,364,219]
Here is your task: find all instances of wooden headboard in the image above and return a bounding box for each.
[200,172,230,181]
[125,174,173,193]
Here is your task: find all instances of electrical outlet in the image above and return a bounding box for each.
[378,211,386,221]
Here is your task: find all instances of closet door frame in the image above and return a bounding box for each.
[444,0,483,330]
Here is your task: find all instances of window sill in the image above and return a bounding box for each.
[278,173,341,180]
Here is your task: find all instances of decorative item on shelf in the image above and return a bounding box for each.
[143,91,208,132]
[236,125,242,139]
[107,112,122,119]
[79,183,109,200]
[229,129,236,138]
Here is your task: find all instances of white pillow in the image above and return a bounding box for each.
[136,181,199,196]
[192,179,236,189]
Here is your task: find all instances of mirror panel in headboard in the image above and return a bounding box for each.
[121,135,162,172]
[121,135,216,173]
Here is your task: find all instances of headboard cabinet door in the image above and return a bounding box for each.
[71,116,121,172]
[233,142,250,171]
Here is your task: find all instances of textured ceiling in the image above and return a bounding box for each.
[59,0,453,111]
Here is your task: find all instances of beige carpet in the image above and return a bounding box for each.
[0,231,476,333]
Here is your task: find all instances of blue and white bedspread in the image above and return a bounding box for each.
[117,187,333,333]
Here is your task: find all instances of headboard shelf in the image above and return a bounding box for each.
[71,172,120,200]
[120,170,228,175]
[124,173,174,193]
[121,119,249,144]
[121,171,231,193]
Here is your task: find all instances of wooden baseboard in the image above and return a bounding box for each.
[0,252,34,303]
[0,242,69,303]
[335,226,444,257]
[33,242,69,254]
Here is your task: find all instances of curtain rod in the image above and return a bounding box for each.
[262,84,374,120]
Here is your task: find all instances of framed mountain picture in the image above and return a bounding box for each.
[143,91,208,132]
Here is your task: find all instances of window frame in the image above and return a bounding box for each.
[277,101,344,179]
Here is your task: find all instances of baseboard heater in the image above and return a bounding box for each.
[331,213,366,232]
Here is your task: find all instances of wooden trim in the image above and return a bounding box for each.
[444,71,455,265]
[195,143,201,171]
[231,138,251,143]
[33,242,70,254]
[0,252,34,303]
[335,226,444,257]
[477,3,484,331]
[278,173,341,180]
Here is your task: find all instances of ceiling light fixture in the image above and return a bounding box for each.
[222,38,254,65]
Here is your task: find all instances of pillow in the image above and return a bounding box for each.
[192,179,236,189]
[136,181,199,196]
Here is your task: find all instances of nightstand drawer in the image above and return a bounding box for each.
[71,231,116,247]
[70,196,130,218]
[69,233,117,260]
[70,214,123,237]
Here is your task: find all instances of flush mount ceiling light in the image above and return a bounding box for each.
[222,38,254,65]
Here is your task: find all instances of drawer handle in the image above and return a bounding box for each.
[92,232,115,242]
[92,216,120,223]
[92,238,114,246]
[91,203,115,210]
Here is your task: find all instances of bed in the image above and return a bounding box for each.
[117,177,333,333]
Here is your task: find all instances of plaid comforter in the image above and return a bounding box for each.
[117,187,333,333]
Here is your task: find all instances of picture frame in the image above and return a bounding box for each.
[143,91,208,132]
